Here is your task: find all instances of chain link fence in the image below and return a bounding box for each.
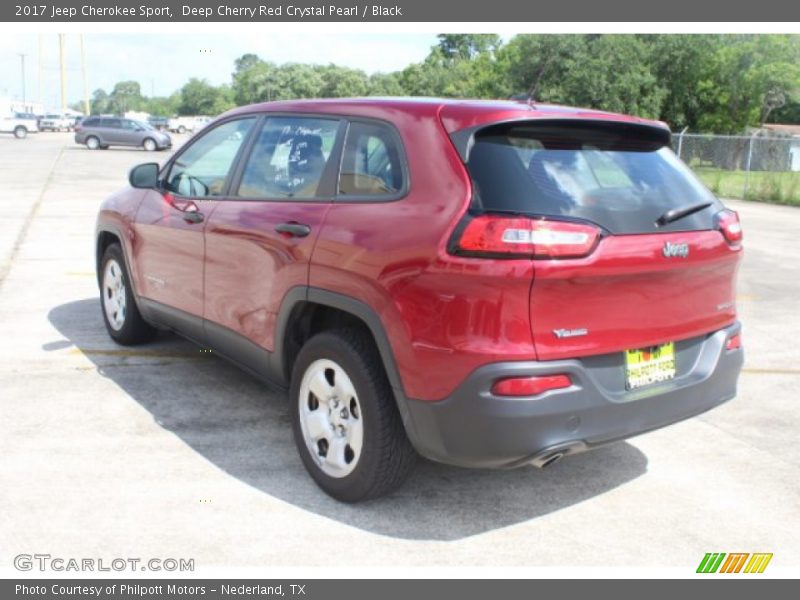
[672,132,800,204]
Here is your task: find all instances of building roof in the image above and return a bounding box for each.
[762,123,800,137]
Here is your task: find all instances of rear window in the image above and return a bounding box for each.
[465,123,722,234]
[338,121,406,198]
[82,118,99,127]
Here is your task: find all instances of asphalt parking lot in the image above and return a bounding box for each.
[1,132,798,572]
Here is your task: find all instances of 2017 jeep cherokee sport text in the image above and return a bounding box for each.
[95,98,744,502]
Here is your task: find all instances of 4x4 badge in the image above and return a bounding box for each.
[663,241,689,258]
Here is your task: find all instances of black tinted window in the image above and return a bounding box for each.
[103,118,121,129]
[83,118,100,127]
[339,122,405,197]
[466,123,722,234]
[236,117,340,199]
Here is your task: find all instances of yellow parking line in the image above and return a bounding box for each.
[742,368,800,376]
[68,348,206,359]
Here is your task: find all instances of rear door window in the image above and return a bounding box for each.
[235,116,340,199]
[338,121,406,198]
[104,118,122,129]
[465,123,722,234]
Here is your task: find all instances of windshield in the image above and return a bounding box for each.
[465,123,722,234]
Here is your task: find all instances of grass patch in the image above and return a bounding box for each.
[692,167,800,206]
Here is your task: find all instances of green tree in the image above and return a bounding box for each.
[178,78,234,115]
[697,35,800,133]
[561,35,666,118]
[368,72,405,96]
[497,35,587,102]
[89,88,110,114]
[644,34,717,130]
[108,80,143,114]
[143,93,181,117]
[437,34,501,60]
[319,65,370,97]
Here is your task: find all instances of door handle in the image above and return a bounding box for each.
[183,211,204,224]
[275,222,311,238]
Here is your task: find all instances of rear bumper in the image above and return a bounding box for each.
[399,322,743,468]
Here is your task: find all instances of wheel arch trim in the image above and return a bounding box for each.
[95,223,138,297]
[274,286,405,398]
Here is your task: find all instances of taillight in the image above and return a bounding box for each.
[491,374,572,397]
[716,209,743,245]
[451,214,601,259]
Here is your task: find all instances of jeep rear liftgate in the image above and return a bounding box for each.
[528,230,740,360]
[462,120,742,361]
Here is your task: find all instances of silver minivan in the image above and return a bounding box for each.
[74,117,172,151]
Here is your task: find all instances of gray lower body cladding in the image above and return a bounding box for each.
[399,323,743,469]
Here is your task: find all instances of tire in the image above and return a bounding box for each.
[86,136,100,150]
[290,329,416,502]
[177,125,186,134]
[142,137,157,152]
[14,126,27,139]
[99,244,156,345]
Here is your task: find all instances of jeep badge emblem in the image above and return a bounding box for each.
[663,241,689,258]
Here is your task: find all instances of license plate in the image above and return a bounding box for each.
[625,342,676,390]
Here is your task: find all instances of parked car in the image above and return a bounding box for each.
[167,115,212,134]
[39,113,73,131]
[1,113,39,138]
[95,98,744,502]
[148,116,169,131]
[75,117,171,151]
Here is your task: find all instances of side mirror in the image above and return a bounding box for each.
[129,163,159,189]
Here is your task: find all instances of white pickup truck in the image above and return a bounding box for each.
[0,113,39,138]
[167,115,212,134]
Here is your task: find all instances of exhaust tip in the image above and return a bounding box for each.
[529,441,587,468]
[539,452,564,468]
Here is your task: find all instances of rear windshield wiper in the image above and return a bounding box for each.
[656,201,712,227]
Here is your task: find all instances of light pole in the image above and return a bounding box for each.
[18,53,27,105]
[59,34,67,111]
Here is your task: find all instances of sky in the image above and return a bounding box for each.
[0,33,438,110]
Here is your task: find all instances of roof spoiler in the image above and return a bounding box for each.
[449,117,672,163]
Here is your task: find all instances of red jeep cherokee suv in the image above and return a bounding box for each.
[95,98,743,502]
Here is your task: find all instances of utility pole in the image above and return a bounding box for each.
[80,34,90,115]
[38,35,43,107]
[18,53,27,105]
[59,34,67,111]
